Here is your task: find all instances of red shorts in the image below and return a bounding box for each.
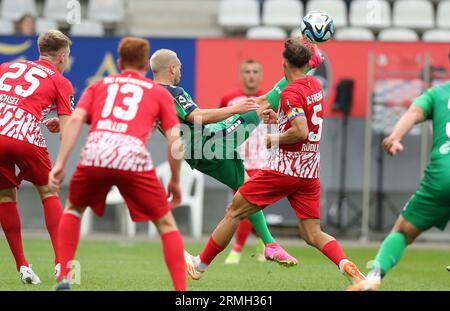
[0,135,52,189]
[239,170,321,219]
[69,166,171,222]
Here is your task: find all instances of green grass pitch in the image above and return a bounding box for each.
[0,238,449,291]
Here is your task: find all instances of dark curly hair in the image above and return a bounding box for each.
[282,38,311,69]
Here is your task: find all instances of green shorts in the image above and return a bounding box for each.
[183,110,259,190]
[402,181,450,231]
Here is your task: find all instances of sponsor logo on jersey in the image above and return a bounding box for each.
[177,94,193,110]
[70,95,75,110]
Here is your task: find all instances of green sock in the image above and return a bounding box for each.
[373,231,407,276]
[247,211,276,244]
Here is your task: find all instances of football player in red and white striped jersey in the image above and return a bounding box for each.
[185,38,366,286]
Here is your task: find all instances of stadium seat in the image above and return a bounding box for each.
[218,0,260,31]
[378,28,420,41]
[306,0,347,28]
[1,0,37,21]
[437,1,450,28]
[0,19,14,35]
[349,0,391,30]
[334,27,375,41]
[262,0,303,29]
[246,26,287,39]
[422,29,450,42]
[87,0,125,23]
[81,186,136,237]
[36,19,58,34]
[393,0,434,30]
[148,161,205,239]
[70,20,105,36]
[43,0,77,23]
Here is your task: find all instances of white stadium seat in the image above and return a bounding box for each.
[263,0,303,29]
[44,0,76,22]
[378,28,420,42]
[393,0,434,30]
[334,27,375,41]
[1,0,36,21]
[81,186,136,237]
[247,26,287,39]
[218,0,260,30]
[36,19,58,34]
[306,0,347,28]
[148,161,205,239]
[349,0,391,30]
[0,19,14,35]
[437,1,450,28]
[87,0,125,23]
[70,20,105,36]
[422,29,450,42]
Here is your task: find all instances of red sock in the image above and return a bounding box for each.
[161,230,186,291]
[42,196,63,264]
[0,202,28,271]
[199,236,226,265]
[321,240,347,267]
[232,219,253,252]
[57,213,80,281]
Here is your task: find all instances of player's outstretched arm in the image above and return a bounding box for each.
[49,108,88,192]
[185,98,259,124]
[165,125,184,208]
[383,106,426,156]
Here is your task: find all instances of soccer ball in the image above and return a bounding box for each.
[300,11,335,43]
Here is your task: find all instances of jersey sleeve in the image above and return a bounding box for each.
[280,89,306,124]
[76,83,96,123]
[55,77,75,116]
[162,85,198,121]
[411,88,434,120]
[265,77,288,110]
[158,88,180,132]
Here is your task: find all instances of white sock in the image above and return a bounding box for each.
[338,259,350,272]
[194,256,208,270]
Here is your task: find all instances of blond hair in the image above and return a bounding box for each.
[38,30,72,57]
[150,49,179,73]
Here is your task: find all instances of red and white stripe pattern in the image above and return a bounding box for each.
[79,131,153,172]
[268,148,320,178]
[0,103,46,147]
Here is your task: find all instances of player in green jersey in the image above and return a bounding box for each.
[348,81,450,291]
[150,49,298,266]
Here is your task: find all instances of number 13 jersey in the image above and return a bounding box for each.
[268,75,324,179]
[76,71,179,172]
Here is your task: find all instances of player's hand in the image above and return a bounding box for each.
[43,117,60,133]
[233,98,259,115]
[167,178,182,209]
[382,136,404,156]
[262,109,277,124]
[48,163,66,192]
[308,43,324,69]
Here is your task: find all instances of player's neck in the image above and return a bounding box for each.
[286,71,306,83]
[121,68,145,77]
[38,56,60,72]
[153,75,174,86]
[243,86,258,95]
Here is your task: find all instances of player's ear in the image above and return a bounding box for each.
[117,58,122,71]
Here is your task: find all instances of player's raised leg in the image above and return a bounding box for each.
[298,219,365,284]
[347,215,422,291]
[153,212,186,291]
